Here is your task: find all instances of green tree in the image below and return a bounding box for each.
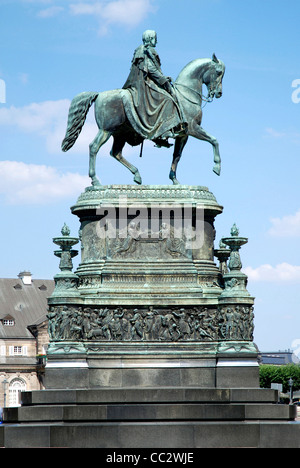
[259,364,300,393]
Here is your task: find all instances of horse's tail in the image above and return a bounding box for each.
[61,91,99,152]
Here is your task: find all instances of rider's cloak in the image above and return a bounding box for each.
[122,45,183,141]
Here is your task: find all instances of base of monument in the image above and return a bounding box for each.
[44,362,260,391]
[43,340,259,389]
[17,183,293,448]
[1,386,299,448]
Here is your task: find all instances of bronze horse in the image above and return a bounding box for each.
[62,54,225,186]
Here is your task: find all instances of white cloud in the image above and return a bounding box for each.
[22,0,155,30]
[0,99,98,155]
[265,127,287,138]
[0,99,68,133]
[243,263,300,283]
[264,127,300,142]
[268,209,300,237]
[0,161,89,205]
[70,0,155,35]
[37,6,64,17]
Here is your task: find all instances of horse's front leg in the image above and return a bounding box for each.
[169,135,188,184]
[189,122,221,175]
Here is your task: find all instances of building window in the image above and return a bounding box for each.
[8,378,26,407]
[3,319,14,326]
[9,346,27,356]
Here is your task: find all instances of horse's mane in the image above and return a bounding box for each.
[175,58,213,83]
[175,57,224,84]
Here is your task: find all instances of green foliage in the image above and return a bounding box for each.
[259,364,300,393]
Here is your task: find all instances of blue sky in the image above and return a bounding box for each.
[0,0,300,352]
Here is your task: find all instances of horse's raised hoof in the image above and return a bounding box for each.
[213,164,221,176]
[133,172,142,185]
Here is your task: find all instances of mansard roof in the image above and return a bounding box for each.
[0,275,54,339]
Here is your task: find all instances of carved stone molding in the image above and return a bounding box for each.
[72,184,221,209]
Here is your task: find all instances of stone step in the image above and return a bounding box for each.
[3,402,296,423]
[2,386,297,448]
[20,387,279,406]
[1,420,300,448]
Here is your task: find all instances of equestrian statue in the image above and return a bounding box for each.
[61,30,225,186]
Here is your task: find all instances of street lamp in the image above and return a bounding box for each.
[288,378,294,404]
[2,379,8,408]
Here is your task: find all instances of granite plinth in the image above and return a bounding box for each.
[44,340,259,389]
[1,387,299,448]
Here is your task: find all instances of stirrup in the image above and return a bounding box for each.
[153,138,173,148]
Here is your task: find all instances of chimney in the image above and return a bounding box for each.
[18,271,32,285]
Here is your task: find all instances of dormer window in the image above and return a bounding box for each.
[2,315,15,326]
[3,319,14,326]
[18,271,32,285]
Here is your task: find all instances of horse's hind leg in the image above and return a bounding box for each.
[89,129,111,186]
[110,135,142,185]
[169,135,188,185]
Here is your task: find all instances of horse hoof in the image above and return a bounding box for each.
[172,178,180,185]
[169,171,180,185]
[91,177,101,187]
[134,173,142,185]
[213,164,221,176]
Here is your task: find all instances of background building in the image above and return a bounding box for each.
[259,350,300,365]
[0,271,54,407]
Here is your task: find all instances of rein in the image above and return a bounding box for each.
[174,82,214,108]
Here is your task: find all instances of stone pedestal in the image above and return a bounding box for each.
[3,184,299,449]
[45,185,257,389]
[2,387,299,448]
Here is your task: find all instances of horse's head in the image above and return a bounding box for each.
[203,54,225,99]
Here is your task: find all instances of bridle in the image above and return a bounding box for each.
[174,82,214,108]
